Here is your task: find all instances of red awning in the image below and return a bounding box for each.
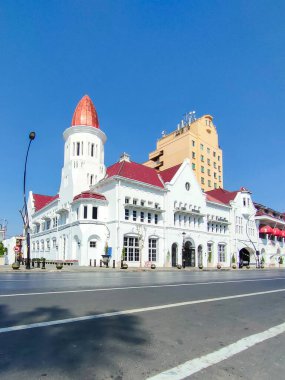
[272,228,281,236]
[259,225,273,234]
[280,230,285,238]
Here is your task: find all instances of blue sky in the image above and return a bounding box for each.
[0,0,284,236]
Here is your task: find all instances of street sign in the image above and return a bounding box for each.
[14,246,20,253]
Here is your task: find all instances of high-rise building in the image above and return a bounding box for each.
[144,114,223,192]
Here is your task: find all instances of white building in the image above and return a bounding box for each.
[27,95,285,268]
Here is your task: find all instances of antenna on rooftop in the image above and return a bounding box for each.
[183,111,196,126]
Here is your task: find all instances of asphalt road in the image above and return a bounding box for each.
[0,269,285,379]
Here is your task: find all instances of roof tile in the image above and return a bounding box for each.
[106,161,165,188]
[33,194,59,211]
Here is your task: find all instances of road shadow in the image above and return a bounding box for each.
[0,304,150,379]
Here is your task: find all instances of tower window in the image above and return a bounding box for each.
[77,142,80,156]
[90,175,94,185]
[92,207,98,219]
[91,144,94,157]
[84,206,88,219]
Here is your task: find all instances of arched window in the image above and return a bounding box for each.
[89,241,96,248]
[123,236,139,262]
[148,238,158,262]
[218,243,226,262]
[207,242,213,263]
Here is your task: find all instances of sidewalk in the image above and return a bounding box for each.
[0,264,208,273]
[0,264,274,273]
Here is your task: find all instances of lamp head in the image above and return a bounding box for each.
[29,131,36,140]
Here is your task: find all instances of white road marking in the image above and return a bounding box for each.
[147,320,285,380]
[0,288,284,334]
[0,277,285,298]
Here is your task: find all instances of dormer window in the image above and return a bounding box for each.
[125,197,130,204]
[133,199,138,205]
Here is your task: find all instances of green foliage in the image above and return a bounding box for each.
[208,251,212,263]
[261,256,265,264]
[121,247,126,260]
[231,254,236,264]
[0,242,7,256]
[279,257,283,265]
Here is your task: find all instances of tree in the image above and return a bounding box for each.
[0,242,7,256]
[135,224,146,268]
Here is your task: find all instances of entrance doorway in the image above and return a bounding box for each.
[239,248,250,267]
[184,241,195,267]
[171,243,177,267]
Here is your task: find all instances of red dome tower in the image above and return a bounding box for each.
[71,95,99,128]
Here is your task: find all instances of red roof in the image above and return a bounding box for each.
[159,164,181,183]
[206,193,226,205]
[73,191,106,201]
[33,194,59,211]
[106,161,165,188]
[205,188,239,205]
[71,95,99,128]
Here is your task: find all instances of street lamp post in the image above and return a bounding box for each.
[23,132,36,269]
